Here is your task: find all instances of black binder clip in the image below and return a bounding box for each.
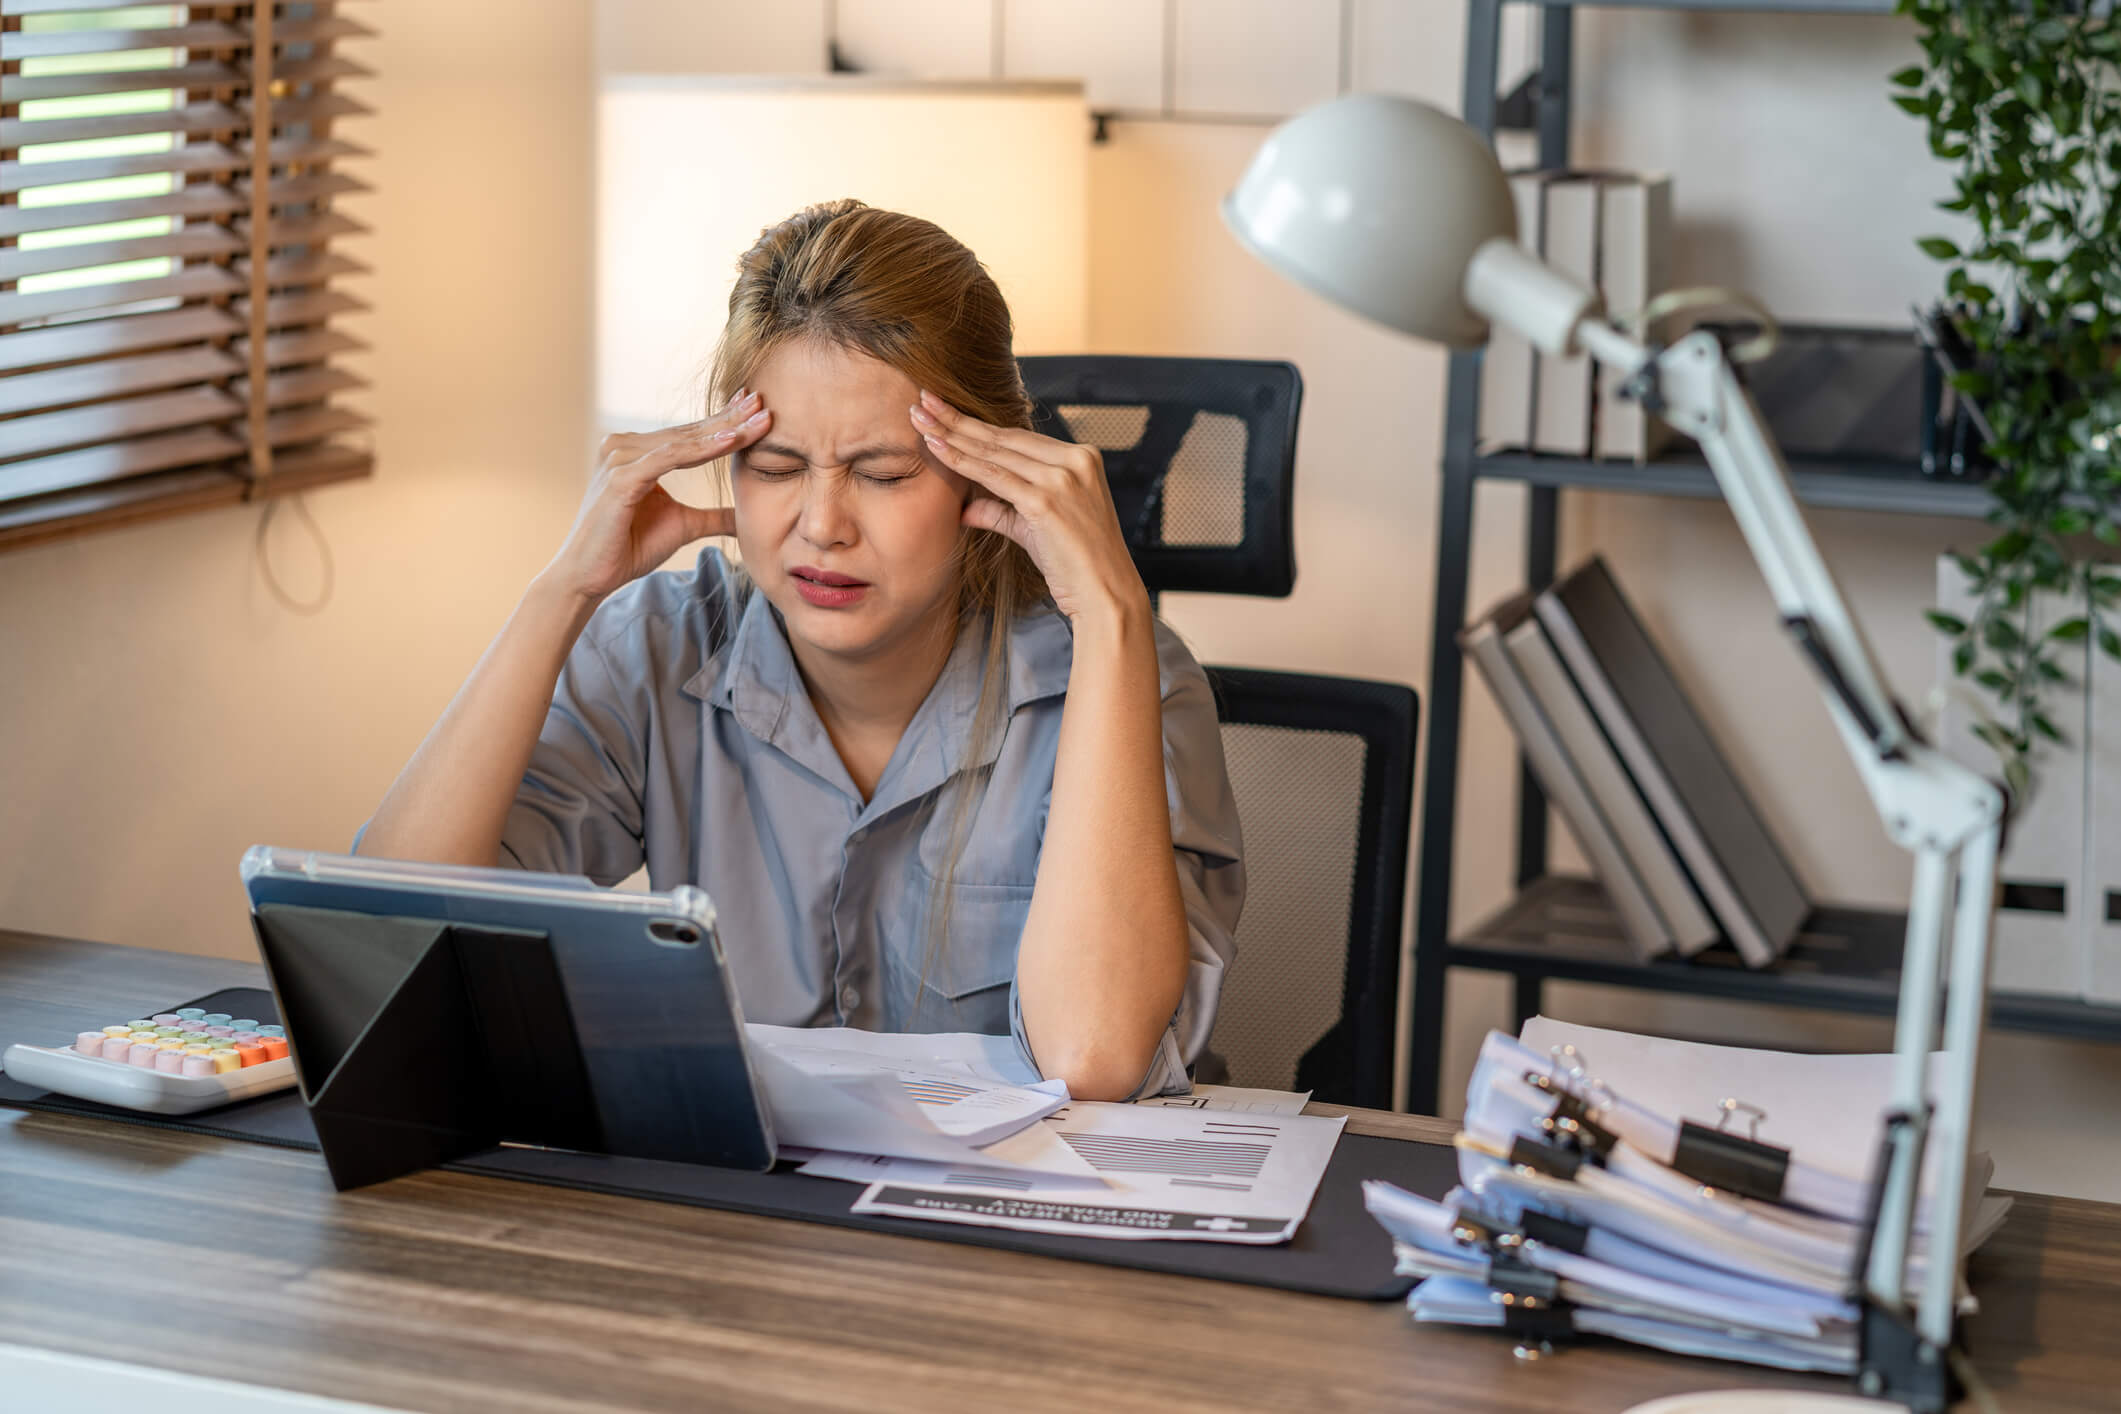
[1509,1133,1584,1181]
[1523,1069,1619,1160]
[1487,1257,1575,1356]
[1451,1198,1590,1259]
[1671,1097,1792,1204]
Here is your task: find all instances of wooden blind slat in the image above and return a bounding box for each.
[269,170,369,205]
[236,327,366,369]
[0,386,249,465]
[1,102,247,152]
[0,225,248,284]
[1,23,250,62]
[0,427,248,503]
[232,288,368,330]
[2,138,369,195]
[0,306,244,375]
[235,365,367,410]
[243,210,368,247]
[243,250,369,287]
[0,467,246,547]
[0,265,248,328]
[268,94,373,128]
[0,347,248,420]
[4,0,247,13]
[265,405,368,448]
[257,17,377,47]
[275,56,376,87]
[3,61,245,105]
[0,186,244,241]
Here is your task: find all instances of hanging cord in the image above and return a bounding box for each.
[255,490,336,616]
[1627,285,1783,365]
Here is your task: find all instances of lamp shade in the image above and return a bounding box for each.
[598,77,1089,429]
[1221,94,1516,347]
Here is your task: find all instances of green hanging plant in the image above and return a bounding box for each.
[1892,0,2121,800]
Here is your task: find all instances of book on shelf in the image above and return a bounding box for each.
[1531,174,1600,458]
[1461,591,1675,962]
[1593,172,1677,464]
[1477,170,1551,455]
[1535,557,1812,969]
[1502,609,1719,956]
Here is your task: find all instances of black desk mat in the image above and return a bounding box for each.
[3,985,1453,1299]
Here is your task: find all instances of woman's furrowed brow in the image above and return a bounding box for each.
[745,440,923,466]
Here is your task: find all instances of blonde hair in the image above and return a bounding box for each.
[707,200,1050,1008]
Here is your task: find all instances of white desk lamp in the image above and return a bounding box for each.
[1223,94,2004,1413]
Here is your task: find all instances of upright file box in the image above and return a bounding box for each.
[2086,618,2121,1004]
[1935,557,2089,997]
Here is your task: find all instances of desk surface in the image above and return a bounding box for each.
[2,929,2114,1413]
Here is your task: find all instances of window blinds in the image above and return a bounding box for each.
[0,1,373,550]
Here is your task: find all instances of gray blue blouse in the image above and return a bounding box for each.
[497,547,1244,1099]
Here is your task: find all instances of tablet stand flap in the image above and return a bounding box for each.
[449,923,603,1156]
[251,903,601,1192]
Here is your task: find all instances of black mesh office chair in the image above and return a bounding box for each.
[1019,356,1419,1109]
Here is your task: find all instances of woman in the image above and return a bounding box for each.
[358,201,1242,1102]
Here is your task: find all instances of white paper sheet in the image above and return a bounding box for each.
[1517,1016,1941,1186]
[849,1102,1347,1243]
[745,1022,1038,1086]
[1135,1084,1312,1116]
[745,1029,1077,1174]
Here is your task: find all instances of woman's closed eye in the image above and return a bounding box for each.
[746,462,919,487]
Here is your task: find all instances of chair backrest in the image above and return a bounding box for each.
[1018,355,1300,597]
[1204,667,1417,1110]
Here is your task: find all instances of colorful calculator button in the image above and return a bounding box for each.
[127,1042,159,1068]
[181,1055,215,1078]
[211,1051,242,1074]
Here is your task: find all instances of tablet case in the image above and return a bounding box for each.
[0,985,1456,1301]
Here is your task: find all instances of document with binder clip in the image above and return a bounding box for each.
[1364,1019,2012,1374]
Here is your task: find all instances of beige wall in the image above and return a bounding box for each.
[0,0,596,958]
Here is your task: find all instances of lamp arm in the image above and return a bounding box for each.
[1465,240,2007,1400]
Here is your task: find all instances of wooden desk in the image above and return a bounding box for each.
[2,930,2113,1412]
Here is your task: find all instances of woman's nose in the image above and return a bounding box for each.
[797,474,857,548]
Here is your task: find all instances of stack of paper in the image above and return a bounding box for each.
[748,1025,1344,1244]
[1364,1020,2013,1373]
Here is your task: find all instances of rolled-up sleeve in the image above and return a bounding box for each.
[498,627,651,886]
[1008,636,1245,1101]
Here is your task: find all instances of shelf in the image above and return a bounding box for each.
[1526,0,1895,12]
[1451,876,2121,1044]
[1472,450,1999,521]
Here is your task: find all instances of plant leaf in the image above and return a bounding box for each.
[2048,616,2090,642]
[1917,236,1962,261]
[1925,610,1969,635]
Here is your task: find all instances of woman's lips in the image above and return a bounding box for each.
[790,565,869,608]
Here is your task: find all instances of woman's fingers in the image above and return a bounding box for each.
[916,422,1040,506]
[914,389,1093,483]
[960,494,1026,543]
[624,406,770,485]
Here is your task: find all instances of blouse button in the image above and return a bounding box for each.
[840,985,861,1012]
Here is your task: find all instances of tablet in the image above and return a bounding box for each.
[241,846,776,1189]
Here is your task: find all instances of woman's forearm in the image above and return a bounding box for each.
[1016,597,1191,1100]
[356,573,601,866]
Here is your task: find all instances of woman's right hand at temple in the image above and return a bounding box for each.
[544,389,771,604]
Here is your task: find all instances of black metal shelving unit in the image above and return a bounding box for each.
[1405,0,2121,1113]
